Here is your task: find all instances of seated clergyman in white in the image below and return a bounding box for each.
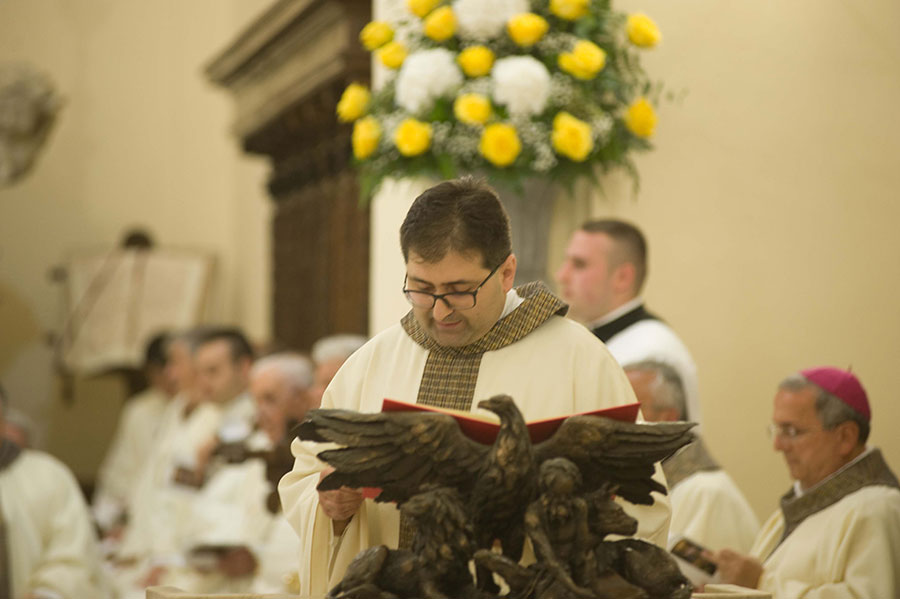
[710,366,900,597]
[0,383,108,599]
[624,360,759,554]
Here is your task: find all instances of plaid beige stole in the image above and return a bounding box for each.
[396,282,567,548]
[771,448,899,555]
[661,436,720,489]
[0,440,22,599]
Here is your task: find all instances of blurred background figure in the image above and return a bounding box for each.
[150,352,315,595]
[309,334,367,407]
[624,360,758,556]
[109,328,224,588]
[2,403,34,448]
[189,327,256,483]
[0,383,108,599]
[556,220,701,428]
[251,352,318,443]
[193,327,255,445]
[93,332,177,535]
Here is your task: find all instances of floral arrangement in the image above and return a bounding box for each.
[337,0,664,199]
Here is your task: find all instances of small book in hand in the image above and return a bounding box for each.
[669,535,718,587]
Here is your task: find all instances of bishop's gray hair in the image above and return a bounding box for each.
[778,374,870,444]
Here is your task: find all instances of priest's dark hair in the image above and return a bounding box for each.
[400,175,511,270]
[195,326,255,363]
[579,219,648,293]
[144,331,171,369]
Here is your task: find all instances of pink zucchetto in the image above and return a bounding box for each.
[800,366,870,422]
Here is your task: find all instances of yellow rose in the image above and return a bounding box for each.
[336,83,370,123]
[423,6,456,42]
[408,0,440,18]
[359,21,394,51]
[457,45,495,77]
[507,13,549,47]
[352,116,381,159]
[625,97,657,138]
[558,40,606,80]
[394,118,432,156]
[453,94,491,125]
[626,13,661,48]
[549,0,589,21]
[552,112,593,161]
[377,41,408,69]
[479,123,521,167]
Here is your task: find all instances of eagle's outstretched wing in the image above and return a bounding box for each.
[534,417,694,505]
[296,408,491,504]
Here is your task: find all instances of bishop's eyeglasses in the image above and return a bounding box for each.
[766,423,813,441]
[403,260,505,311]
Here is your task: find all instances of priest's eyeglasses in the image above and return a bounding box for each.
[766,423,812,440]
[403,260,504,311]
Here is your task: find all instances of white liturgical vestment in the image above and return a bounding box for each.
[93,387,169,530]
[0,448,107,599]
[280,286,672,597]
[750,448,900,598]
[670,470,759,553]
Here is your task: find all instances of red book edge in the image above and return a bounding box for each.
[361,399,641,499]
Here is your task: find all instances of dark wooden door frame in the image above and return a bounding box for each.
[207,0,371,351]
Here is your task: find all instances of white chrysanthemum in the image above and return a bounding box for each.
[452,0,529,41]
[491,56,551,117]
[395,48,464,114]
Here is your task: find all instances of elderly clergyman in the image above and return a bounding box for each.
[711,366,900,597]
[624,360,758,554]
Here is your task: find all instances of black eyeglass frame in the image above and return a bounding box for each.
[402,258,506,311]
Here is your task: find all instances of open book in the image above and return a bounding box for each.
[381,398,641,445]
[358,399,641,500]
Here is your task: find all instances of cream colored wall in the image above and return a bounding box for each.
[553,0,900,520]
[368,0,900,522]
[0,0,273,481]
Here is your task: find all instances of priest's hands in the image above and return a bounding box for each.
[318,466,364,535]
[705,548,763,589]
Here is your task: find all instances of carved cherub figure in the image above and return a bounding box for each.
[524,458,592,595]
[327,486,480,599]
[523,459,650,599]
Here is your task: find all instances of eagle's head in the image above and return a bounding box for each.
[476,394,519,419]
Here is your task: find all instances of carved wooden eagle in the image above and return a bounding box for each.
[297,394,693,570]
